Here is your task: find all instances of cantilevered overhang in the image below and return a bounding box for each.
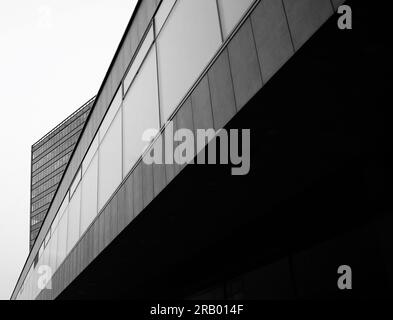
[50,2,392,298]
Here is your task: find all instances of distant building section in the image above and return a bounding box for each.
[30,97,95,250]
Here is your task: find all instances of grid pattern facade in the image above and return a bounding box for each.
[30,98,94,250]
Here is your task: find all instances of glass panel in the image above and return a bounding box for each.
[123,46,160,176]
[157,0,222,123]
[124,25,154,95]
[30,270,36,300]
[57,206,68,268]
[80,152,98,236]
[29,272,34,300]
[44,231,51,248]
[99,86,122,140]
[42,242,50,273]
[155,0,177,35]
[39,242,44,258]
[67,184,81,254]
[98,109,122,211]
[51,192,70,229]
[217,0,254,38]
[52,211,60,232]
[70,168,82,197]
[27,271,32,297]
[49,226,58,275]
[82,134,99,175]
[25,271,31,300]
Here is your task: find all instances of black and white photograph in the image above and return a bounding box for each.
[0,0,392,311]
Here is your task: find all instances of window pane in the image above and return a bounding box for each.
[123,46,160,176]
[124,25,154,95]
[98,109,122,211]
[70,168,81,197]
[57,207,68,268]
[52,194,68,230]
[155,0,177,35]
[42,242,50,276]
[67,184,81,254]
[99,86,122,140]
[82,134,98,175]
[217,0,254,38]
[39,243,44,258]
[31,267,38,299]
[25,272,31,300]
[49,226,58,274]
[80,152,98,236]
[157,0,222,123]
[44,231,51,248]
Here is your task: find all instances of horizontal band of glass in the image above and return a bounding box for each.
[17,0,258,300]
[123,25,154,96]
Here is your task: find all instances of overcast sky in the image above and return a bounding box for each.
[0,0,137,300]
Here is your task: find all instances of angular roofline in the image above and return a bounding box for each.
[32,96,96,149]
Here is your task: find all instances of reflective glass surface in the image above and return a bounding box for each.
[157,0,222,123]
[123,46,160,175]
[124,26,154,94]
[98,109,122,211]
[80,152,98,236]
[217,0,255,38]
[66,184,81,254]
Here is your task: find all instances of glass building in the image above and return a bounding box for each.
[30,98,94,250]
[12,0,392,300]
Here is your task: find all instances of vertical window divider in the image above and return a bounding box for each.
[215,0,225,43]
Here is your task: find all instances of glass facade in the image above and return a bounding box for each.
[98,108,123,211]
[157,0,222,124]
[124,26,154,95]
[99,87,122,140]
[56,206,68,269]
[80,153,98,236]
[82,135,98,175]
[30,99,94,250]
[67,184,81,254]
[218,0,255,38]
[123,46,160,175]
[154,0,177,35]
[17,0,256,300]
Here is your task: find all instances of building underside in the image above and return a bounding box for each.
[55,2,393,299]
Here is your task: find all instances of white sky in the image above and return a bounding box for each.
[0,0,137,300]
